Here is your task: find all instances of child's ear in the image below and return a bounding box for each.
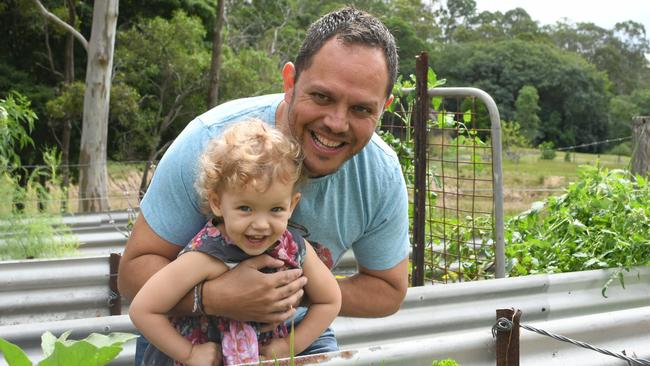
[209,193,222,217]
[290,192,301,212]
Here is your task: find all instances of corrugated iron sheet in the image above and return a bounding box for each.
[1,266,648,365]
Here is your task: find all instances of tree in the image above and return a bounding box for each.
[430,40,611,150]
[78,0,118,212]
[32,0,119,212]
[515,85,541,144]
[547,20,650,95]
[115,11,209,196]
[206,0,225,108]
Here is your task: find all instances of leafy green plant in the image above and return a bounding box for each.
[426,215,494,282]
[538,141,556,160]
[0,331,137,366]
[432,358,461,366]
[0,91,37,169]
[498,120,530,162]
[0,93,79,260]
[381,69,495,283]
[505,166,650,295]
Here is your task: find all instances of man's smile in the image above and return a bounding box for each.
[311,131,346,150]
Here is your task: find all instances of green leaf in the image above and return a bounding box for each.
[40,331,58,357]
[36,332,137,366]
[39,341,121,366]
[83,333,138,349]
[463,109,472,123]
[0,337,32,366]
[431,97,442,111]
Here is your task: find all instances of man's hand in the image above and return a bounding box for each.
[202,255,307,323]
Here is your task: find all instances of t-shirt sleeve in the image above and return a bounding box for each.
[351,160,410,270]
[139,119,210,245]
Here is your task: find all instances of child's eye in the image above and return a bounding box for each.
[271,207,285,213]
[237,206,252,212]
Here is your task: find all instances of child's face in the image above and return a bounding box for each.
[210,179,301,256]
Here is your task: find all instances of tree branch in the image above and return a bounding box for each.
[32,0,89,51]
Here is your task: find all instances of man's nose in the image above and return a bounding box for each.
[323,105,349,133]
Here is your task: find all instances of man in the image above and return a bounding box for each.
[118,6,410,363]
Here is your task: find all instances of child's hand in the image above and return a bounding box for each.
[185,342,222,366]
[259,337,291,361]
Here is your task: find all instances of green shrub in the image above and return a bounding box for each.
[432,359,461,366]
[538,141,556,160]
[505,166,650,295]
[0,92,78,260]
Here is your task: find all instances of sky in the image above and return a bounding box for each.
[472,0,650,32]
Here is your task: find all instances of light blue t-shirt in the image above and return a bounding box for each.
[140,94,409,270]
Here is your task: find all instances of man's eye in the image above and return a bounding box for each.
[237,206,252,212]
[312,93,330,103]
[352,105,372,115]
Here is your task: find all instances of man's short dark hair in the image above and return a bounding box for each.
[294,6,398,98]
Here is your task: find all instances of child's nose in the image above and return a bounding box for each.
[251,215,270,229]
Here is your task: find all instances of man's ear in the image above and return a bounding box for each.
[290,192,301,212]
[208,193,222,217]
[282,62,296,103]
[384,94,394,110]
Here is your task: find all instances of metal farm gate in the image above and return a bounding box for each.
[379,52,505,286]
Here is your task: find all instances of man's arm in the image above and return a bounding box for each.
[337,257,409,317]
[118,214,308,321]
[118,214,192,312]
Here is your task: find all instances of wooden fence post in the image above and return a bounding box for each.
[496,308,522,366]
[109,253,122,315]
[632,116,650,176]
[411,51,429,287]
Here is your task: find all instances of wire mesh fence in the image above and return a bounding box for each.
[1,161,150,215]
[378,53,504,285]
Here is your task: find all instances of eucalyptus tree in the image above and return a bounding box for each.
[115,11,210,194]
[31,0,119,212]
[546,20,650,95]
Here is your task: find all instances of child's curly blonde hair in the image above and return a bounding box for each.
[195,118,304,216]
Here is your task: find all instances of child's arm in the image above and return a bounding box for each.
[129,251,228,365]
[260,243,342,359]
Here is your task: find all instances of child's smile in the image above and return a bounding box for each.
[210,180,301,256]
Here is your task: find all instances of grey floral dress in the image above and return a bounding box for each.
[142,219,306,366]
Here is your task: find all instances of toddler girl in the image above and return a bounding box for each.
[129,119,341,366]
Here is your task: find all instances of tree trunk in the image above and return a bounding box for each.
[631,116,650,177]
[206,0,225,108]
[78,0,119,212]
[61,0,76,212]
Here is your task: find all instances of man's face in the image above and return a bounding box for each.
[281,39,393,177]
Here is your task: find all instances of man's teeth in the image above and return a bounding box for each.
[312,132,344,148]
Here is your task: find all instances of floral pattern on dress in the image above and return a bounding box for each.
[310,241,334,269]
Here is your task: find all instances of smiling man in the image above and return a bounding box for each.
[118,6,410,365]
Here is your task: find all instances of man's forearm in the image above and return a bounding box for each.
[337,274,405,317]
[336,258,409,317]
